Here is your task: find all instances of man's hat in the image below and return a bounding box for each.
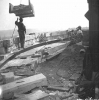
[76,26,81,30]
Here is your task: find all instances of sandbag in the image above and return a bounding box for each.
[9,0,34,18]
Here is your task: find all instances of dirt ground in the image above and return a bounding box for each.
[36,44,84,86]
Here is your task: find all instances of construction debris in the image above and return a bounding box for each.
[0,41,86,99]
[0,73,47,99]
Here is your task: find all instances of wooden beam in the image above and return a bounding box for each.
[1,73,47,99]
[88,0,99,71]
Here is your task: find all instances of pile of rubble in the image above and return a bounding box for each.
[0,42,86,100]
[0,73,79,100]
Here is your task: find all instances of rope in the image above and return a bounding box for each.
[11,25,17,52]
[11,0,23,51]
[12,0,22,38]
[12,25,16,39]
[11,0,25,40]
[11,0,28,51]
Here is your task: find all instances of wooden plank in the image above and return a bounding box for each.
[1,73,47,98]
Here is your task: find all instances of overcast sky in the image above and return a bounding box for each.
[0,0,88,31]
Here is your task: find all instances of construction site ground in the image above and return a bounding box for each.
[28,43,85,100]
[36,43,84,85]
[0,42,85,100]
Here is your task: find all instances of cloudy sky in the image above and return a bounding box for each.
[0,0,88,31]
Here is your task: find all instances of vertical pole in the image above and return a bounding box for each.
[88,0,99,71]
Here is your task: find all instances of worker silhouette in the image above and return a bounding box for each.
[15,17,26,49]
[76,26,83,41]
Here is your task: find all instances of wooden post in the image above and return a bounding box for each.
[88,0,99,71]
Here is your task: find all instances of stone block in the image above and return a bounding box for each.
[1,72,14,83]
[1,73,47,99]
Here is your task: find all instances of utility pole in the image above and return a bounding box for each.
[87,0,99,72]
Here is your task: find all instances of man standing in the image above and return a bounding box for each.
[15,17,26,49]
[76,26,83,42]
